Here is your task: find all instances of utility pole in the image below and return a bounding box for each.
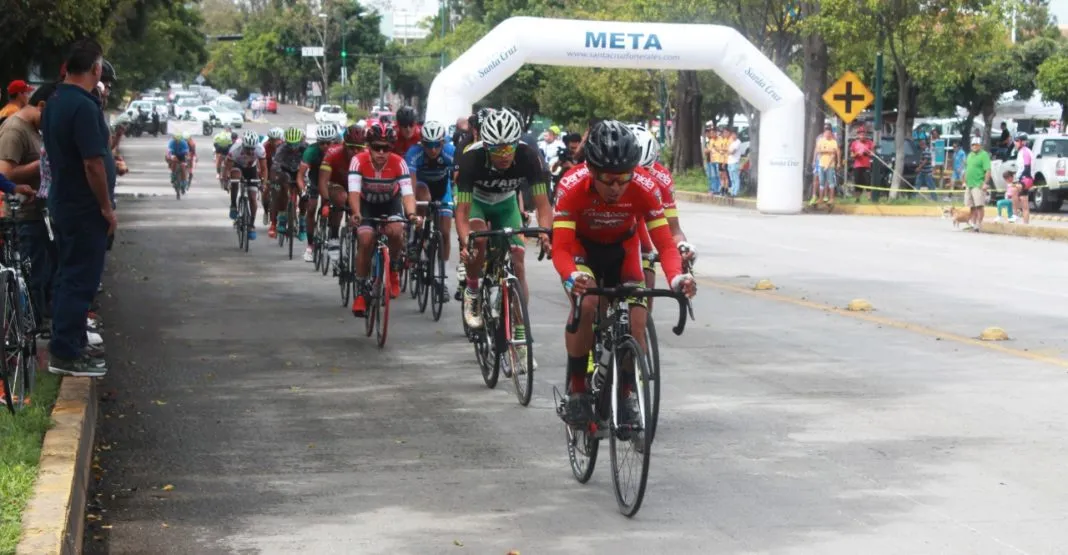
[379,57,385,109]
[872,30,885,198]
[318,12,329,102]
[439,0,447,71]
[341,17,348,109]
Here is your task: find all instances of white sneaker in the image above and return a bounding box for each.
[303,247,315,262]
[992,216,1001,223]
[87,331,103,346]
[1008,216,1017,223]
[462,288,483,329]
[456,263,466,282]
[326,239,340,262]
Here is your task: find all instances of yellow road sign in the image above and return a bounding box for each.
[823,71,874,124]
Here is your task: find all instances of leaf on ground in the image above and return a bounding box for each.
[161,522,169,528]
[307,443,316,449]
[285,361,293,367]
[152,400,167,406]
[453,539,464,547]
[289,386,302,392]
[101,525,113,529]
[86,513,100,521]
[161,484,175,491]
[330,367,341,373]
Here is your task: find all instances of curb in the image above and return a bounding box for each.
[977,220,1068,242]
[675,190,757,210]
[292,104,314,114]
[17,377,97,555]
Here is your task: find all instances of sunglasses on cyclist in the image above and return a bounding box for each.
[486,142,517,157]
[369,143,391,153]
[593,171,633,186]
[422,140,443,149]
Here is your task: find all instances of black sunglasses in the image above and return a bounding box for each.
[369,143,391,153]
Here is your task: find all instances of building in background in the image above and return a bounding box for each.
[364,0,437,43]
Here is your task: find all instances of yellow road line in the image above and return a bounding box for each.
[699,277,1068,369]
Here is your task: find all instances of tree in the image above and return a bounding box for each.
[108,2,208,93]
[1036,53,1068,124]
[817,0,1005,197]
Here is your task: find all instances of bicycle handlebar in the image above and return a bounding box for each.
[467,226,552,261]
[565,286,693,336]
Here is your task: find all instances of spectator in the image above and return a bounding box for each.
[849,126,874,201]
[726,128,742,196]
[702,125,719,194]
[0,80,34,121]
[0,83,57,327]
[539,125,564,168]
[811,123,840,205]
[451,116,469,147]
[962,136,990,231]
[714,128,730,194]
[915,139,935,192]
[41,38,116,377]
[994,170,1018,224]
[952,141,967,189]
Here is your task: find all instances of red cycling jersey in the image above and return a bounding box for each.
[264,139,280,172]
[392,124,422,156]
[552,163,683,285]
[347,150,413,204]
[320,144,353,186]
[637,161,678,252]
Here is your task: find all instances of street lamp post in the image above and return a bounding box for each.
[439,0,447,71]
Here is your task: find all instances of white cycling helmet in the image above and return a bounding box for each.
[480,108,522,145]
[242,130,258,147]
[627,124,661,168]
[421,120,447,143]
[268,127,284,140]
[315,124,336,142]
[355,119,367,129]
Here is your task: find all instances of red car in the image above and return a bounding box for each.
[265,97,278,114]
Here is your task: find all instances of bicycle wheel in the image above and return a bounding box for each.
[338,227,351,306]
[504,279,535,406]
[236,198,247,251]
[376,245,391,348]
[241,196,251,253]
[365,248,381,338]
[645,315,662,444]
[1,274,29,414]
[430,232,445,322]
[318,219,330,277]
[417,236,432,314]
[565,381,599,484]
[475,282,498,388]
[287,199,297,260]
[609,337,653,518]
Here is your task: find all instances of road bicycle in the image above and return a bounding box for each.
[559,284,692,517]
[170,159,189,200]
[409,200,448,321]
[0,196,38,414]
[231,176,259,253]
[466,226,549,406]
[336,206,355,307]
[360,216,405,348]
[275,173,300,260]
[314,204,332,276]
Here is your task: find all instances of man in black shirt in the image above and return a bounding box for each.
[41,38,116,377]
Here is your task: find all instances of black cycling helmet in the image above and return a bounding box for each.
[584,120,641,173]
[1016,132,1028,141]
[100,59,116,84]
[475,107,495,130]
[344,124,367,146]
[396,106,417,126]
[365,121,396,144]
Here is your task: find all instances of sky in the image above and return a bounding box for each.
[1050,0,1068,25]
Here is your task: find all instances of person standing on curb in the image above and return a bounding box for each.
[962,136,991,232]
[727,128,742,197]
[41,38,116,377]
[811,123,840,206]
[703,125,719,195]
[849,126,874,202]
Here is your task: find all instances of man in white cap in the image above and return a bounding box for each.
[962,136,991,231]
[538,125,564,167]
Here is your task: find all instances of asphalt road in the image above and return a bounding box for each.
[84,104,1068,554]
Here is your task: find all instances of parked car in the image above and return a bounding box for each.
[874,137,920,188]
[265,97,278,114]
[173,97,201,120]
[990,134,1068,212]
[188,105,243,128]
[315,104,347,126]
[212,98,247,123]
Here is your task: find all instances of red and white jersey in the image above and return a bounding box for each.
[646,161,678,216]
[347,151,413,204]
[551,163,682,283]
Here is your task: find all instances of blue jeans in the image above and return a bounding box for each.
[916,173,935,190]
[728,163,741,196]
[818,167,836,191]
[49,210,108,361]
[17,220,56,322]
[706,162,721,193]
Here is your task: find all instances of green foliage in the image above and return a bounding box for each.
[1037,53,1068,121]
[109,2,208,93]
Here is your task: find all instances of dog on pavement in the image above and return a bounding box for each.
[943,206,972,228]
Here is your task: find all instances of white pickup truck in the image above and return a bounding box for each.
[990,134,1068,212]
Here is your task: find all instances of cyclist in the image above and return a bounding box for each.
[627,124,696,287]
[297,124,338,262]
[223,129,268,240]
[213,127,234,181]
[186,133,198,184]
[392,106,422,156]
[268,127,308,240]
[263,127,284,218]
[455,109,552,364]
[318,125,365,264]
[453,107,496,301]
[348,121,419,316]
[165,131,190,188]
[405,120,455,293]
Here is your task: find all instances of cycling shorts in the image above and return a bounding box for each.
[359,196,405,230]
[171,152,187,163]
[572,235,644,290]
[214,144,230,155]
[469,197,523,248]
[417,180,453,217]
[233,165,260,188]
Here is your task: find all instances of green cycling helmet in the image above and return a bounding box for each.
[284,127,305,145]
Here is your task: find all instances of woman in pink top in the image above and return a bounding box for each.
[1013,133,1032,223]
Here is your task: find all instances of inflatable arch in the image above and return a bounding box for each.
[426,17,804,214]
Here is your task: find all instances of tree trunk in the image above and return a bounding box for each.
[740,99,759,188]
[890,68,911,198]
[671,70,703,172]
[981,99,995,150]
[802,29,829,199]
